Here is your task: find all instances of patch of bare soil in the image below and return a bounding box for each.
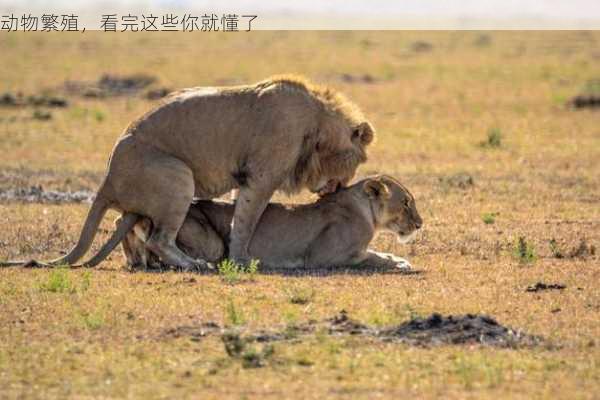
[0,92,68,108]
[64,74,157,97]
[163,322,220,342]
[339,73,378,84]
[0,185,94,204]
[0,167,102,192]
[569,79,600,109]
[526,282,567,292]
[569,95,600,109]
[145,87,172,99]
[411,40,434,52]
[163,310,542,349]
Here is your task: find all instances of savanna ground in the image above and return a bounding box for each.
[0,31,599,399]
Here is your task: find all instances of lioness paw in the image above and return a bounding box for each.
[394,258,412,270]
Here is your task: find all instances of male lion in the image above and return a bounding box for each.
[122,175,422,270]
[2,76,374,269]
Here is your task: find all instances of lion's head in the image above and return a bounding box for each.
[362,175,422,243]
[290,83,375,196]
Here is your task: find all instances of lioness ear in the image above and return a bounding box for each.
[352,122,375,146]
[363,179,390,199]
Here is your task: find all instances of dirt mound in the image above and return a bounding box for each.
[0,186,94,204]
[570,95,600,109]
[325,311,538,347]
[327,310,371,335]
[569,79,600,109]
[65,74,157,97]
[378,313,539,347]
[164,311,541,349]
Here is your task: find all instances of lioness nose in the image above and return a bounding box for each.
[415,220,422,229]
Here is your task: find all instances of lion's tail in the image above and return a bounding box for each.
[73,212,139,268]
[47,194,112,266]
[0,212,139,269]
[0,192,112,268]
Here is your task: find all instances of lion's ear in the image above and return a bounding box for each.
[352,122,375,146]
[363,179,390,199]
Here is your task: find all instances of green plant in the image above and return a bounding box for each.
[40,267,74,293]
[225,298,245,326]
[81,312,104,330]
[217,259,259,284]
[94,109,105,122]
[583,79,600,95]
[80,271,92,292]
[285,285,314,305]
[32,109,52,120]
[454,356,477,390]
[549,239,563,259]
[221,332,274,368]
[241,345,274,368]
[222,332,245,357]
[514,236,536,264]
[482,212,497,225]
[480,127,502,148]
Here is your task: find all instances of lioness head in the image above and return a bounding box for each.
[363,175,422,243]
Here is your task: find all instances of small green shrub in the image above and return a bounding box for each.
[94,109,105,122]
[225,298,245,326]
[80,271,92,292]
[549,239,563,259]
[514,236,536,264]
[222,332,245,357]
[218,259,259,284]
[40,267,74,293]
[482,213,497,225]
[241,345,274,368]
[221,332,274,368]
[284,285,314,305]
[32,109,52,120]
[480,128,502,148]
[81,312,104,330]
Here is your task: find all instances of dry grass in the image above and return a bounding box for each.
[0,31,599,399]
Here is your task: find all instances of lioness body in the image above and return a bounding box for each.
[124,176,422,270]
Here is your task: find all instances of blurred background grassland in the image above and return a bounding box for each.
[0,31,598,179]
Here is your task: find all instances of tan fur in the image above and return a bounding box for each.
[123,176,422,270]
[4,75,374,269]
